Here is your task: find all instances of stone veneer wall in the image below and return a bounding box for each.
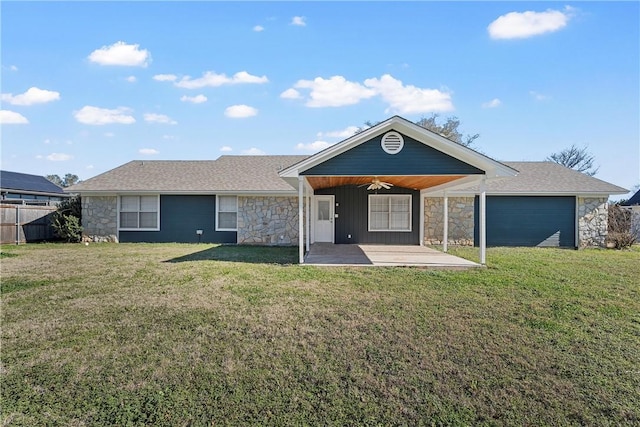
[82,195,118,242]
[578,197,608,247]
[237,196,300,245]
[424,197,475,246]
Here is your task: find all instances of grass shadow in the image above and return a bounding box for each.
[165,244,298,265]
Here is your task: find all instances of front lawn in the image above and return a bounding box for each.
[1,243,638,425]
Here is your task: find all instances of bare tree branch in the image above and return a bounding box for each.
[547,145,599,176]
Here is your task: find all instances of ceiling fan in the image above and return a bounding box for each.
[359,177,394,190]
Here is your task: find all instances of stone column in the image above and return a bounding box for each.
[237,196,299,245]
[81,195,118,242]
[578,197,608,247]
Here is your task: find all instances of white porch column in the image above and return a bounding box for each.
[479,180,487,265]
[443,192,449,253]
[298,176,304,264]
[305,187,311,252]
[419,192,425,246]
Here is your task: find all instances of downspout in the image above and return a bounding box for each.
[419,191,425,246]
[443,192,449,253]
[479,179,487,265]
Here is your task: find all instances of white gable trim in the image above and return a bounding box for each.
[279,116,518,179]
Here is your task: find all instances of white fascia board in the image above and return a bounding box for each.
[425,190,624,197]
[75,190,297,196]
[421,175,485,195]
[395,123,517,178]
[279,117,400,178]
[72,191,119,197]
[2,189,70,197]
[278,116,517,179]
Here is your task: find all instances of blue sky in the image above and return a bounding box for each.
[2,1,638,199]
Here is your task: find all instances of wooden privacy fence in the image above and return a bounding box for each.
[1,204,58,244]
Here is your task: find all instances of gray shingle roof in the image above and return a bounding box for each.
[68,156,308,193]
[68,158,627,196]
[456,162,627,195]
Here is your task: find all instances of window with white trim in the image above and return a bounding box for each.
[119,195,159,230]
[216,195,238,231]
[368,195,411,232]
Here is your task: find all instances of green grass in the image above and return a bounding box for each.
[1,243,639,426]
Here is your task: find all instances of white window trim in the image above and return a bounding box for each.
[216,195,238,232]
[368,194,412,232]
[117,195,160,231]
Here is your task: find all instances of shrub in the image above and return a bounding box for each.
[51,195,83,243]
[607,204,636,249]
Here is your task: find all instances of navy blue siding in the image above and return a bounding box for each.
[316,186,420,244]
[120,195,236,243]
[474,196,576,247]
[302,132,484,176]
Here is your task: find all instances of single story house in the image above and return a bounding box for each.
[621,189,640,240]
[1,170,70,205]
[68,116,627,263]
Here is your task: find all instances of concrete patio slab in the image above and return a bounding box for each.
[304,243,481,269]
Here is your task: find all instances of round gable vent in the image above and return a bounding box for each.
[381,131,404,154]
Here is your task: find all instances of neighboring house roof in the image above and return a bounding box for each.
[1,170,67,196]
[623,189,640,206]
[438,161,628,196]
[67,156,309,194]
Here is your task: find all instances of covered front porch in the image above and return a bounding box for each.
[278,116,519,265]
[304,243,480,268]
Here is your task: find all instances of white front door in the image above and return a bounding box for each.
[314,196,334,243]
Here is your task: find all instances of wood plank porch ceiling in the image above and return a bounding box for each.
[305,175,466,191]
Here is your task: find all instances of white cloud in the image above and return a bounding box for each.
[530,90,550,101]
[286,74,453,113]
[294,76,376,107]
[162,135,175,140]
[36,155,43,159]
[363,74,454,114]
[280,88,302,99]
[220,146,233,152]
[1,87,60,106]
[47,153,73,161]
[174,71,268,89]
[253,25,264,32]
[125,75,137,83]
[153,74,177,82]
[88,41,151,67]
[10,65,18,71]
[139,148,159,155]
[104,132,115,137]
[242,148,266,155]
[482,98,502,108]
[319,126,360,139]
[86,164,94,170]
[291,16,306,26]
[144,113,177,124]
[180,94,207,104]
[488,7,574,40]
[74,106,135,125]
[44,139,51,144]
[0,110,29,124]
[295,140,334,152]
[224,104,258,118]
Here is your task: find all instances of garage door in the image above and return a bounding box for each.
[474,196,576,247]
